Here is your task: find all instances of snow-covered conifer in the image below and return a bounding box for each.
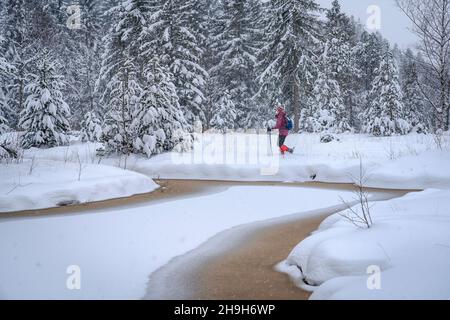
[98,2,143,155]
[258,0,321,131]
[133,57,191,157]
[140,0,208,125]
[209,0,261,128]
[362,50,410,136]
[355,31,383,92]
[0,0,29,128]
[310,51,349,133]
[80,111,102,142]
[401,50,428,133]
[19,51,71,148]
[0,43,15,134]
[69,0,106,127]
[0,55,14,76]
[324,0,359,128]
[209,90,237,133]
[0,112,9,134]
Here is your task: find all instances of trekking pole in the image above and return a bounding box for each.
[267,130,273,156]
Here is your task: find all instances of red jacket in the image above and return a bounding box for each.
[274,109,289,136]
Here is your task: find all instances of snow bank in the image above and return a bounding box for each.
[365,151,450,189]
[129,133,450,190]
[279,189,450,299]
[0,159,158,212]
[20,133,450,190]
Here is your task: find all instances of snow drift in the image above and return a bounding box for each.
[0,159,158,212]
[278,189,450,299]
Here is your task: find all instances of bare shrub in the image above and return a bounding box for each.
[339,159,374,229]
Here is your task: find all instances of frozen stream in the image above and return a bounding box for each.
[0,180,410,299]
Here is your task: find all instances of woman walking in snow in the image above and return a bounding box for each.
[268,106,294,155]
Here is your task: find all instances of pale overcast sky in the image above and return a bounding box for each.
[317,0,418,49]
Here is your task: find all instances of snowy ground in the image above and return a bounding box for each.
[0,133,157,212]
[0,185,357,299]
[20,132,450,190]
[131,132,450,189]
[259,134,450,300]
[277,188,450,299]
[1,132,450,299]
[4,132,445,213]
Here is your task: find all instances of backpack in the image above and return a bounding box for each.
[285,116,294,131]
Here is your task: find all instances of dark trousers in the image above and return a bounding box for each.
[278,135,287,148]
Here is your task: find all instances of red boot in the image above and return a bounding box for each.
[280,145,289,154]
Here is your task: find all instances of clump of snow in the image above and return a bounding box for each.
[0,159,158,212]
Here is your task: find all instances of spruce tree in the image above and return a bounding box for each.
[133,57,191,157]
[80,111,102,142]
[355,31,383,92]
[401,50,428,133]
[209,0,260,128]
[210,90,237,133]
[0,40,15,77]
[258,0,321,131]
[0,55,11,134]
[310,45,350,133]
[0,88,9,134]
[140,0,208,125]
[70,0,106,128]
[324,0,359,128]
[0,41,15,134]
[99,1,143,155]
[0,0,29,128]
[0,112,9,135]
[353,31,384,131]
[19,51,71,148]
[362,50,410,136]
[27,2,82,130]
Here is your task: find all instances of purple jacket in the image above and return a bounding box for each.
[274,109,289,136]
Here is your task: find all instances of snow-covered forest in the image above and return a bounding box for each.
[1,0,449,158]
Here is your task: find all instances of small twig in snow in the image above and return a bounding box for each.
[28,155,37,175]
[76,152,84,181]
[339,158,374,229]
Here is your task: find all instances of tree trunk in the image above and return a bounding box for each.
[397,0,450,133]
[446,105,450,131]
[437,72,447,131]
[346,95,354,127]
[18,79,23,117]
[447,79,450,131]
[292,78,300,132]
[16,63,25,129]
[122,68,131,158]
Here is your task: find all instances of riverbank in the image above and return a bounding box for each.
[1,180,378,299]
[144,187,409,300]
[0,179,225,220]
[0,179,392,220]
